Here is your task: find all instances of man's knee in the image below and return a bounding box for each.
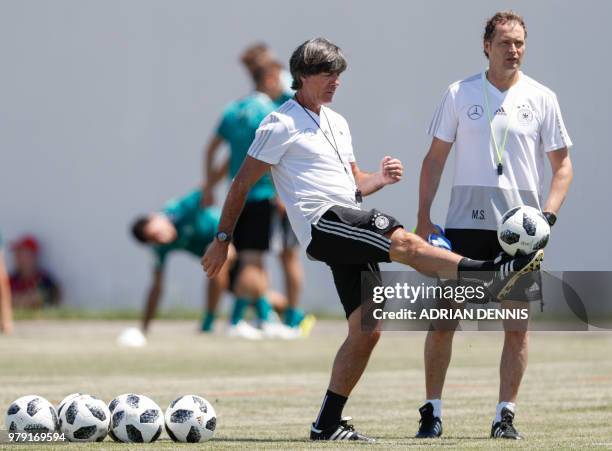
[389,228,428,263]
[349,328,381,348]
[427,329,455,345]
[504,329,528,346]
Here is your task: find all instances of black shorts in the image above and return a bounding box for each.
[446,228,542,302]
[233,199,274,252]
[306,206,402,318]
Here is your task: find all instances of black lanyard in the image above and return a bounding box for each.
[294,98,362,203]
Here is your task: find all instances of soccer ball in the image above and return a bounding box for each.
[109,394,163,443]
[107,393,135,442]
[5,395,58,435]
[58,394,110,442]
[498,205,550,256]
[164,395,217,442]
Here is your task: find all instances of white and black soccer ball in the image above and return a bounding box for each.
[107,393,133,442]
[5,395,58,435]
[109,394,163,443]
[58,395,110,442]
[498,205,550,256]
[164,395,217,443]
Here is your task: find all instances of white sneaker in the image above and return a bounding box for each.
[261,322,301,340]
[117,327,147,347]
[227,321,263,340]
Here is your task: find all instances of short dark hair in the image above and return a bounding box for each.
[483,11,527,59]
[241,42,273,73]
[289,38,347,90]
[131,216,150,244]
[251,60,283,85]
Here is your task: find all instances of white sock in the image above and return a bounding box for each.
[426,399,442,419]
[495,402,515,422]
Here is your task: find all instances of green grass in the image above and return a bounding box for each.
[1,320,611,449]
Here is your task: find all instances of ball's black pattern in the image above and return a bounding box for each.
[169,397,181,409]
[126,424,144,443]
[500,229,520,245]
[108,398,119,413]
[206,417,217,431]
[87,404,106,422]
[27,398,41,417]
[501,207,520,224]
[112,410,125,428]
[73,425,97,440]
[522,213,537,236]
[186,425,201,443]
[533,234,549,250]
[7,403,20,415]
[193,396,207,413]
[126,395,140,408]
[65,401,78,425]
[140,409,160,424]
[170,409,193,424]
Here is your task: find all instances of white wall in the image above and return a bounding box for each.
[1,0,609,312]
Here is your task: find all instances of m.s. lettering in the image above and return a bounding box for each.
[472,209,485,220]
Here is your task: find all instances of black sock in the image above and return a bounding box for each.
[458,257,495,271]
[314,390,348,430]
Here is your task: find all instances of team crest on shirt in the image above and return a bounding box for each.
[372,213,390,230]
[467,105,484,120]
[303,128,317,139]
[516,104,534,125]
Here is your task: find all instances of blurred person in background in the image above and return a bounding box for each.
[203,43,311,334]
[130,185,298,344]
[0,231,14,335]
[9,235,61,309]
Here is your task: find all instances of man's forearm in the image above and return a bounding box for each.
[417,157,444,221]
[217,178,251,234]
[543,162,573,214]
[355,171,385,196]
[204,135,223,187]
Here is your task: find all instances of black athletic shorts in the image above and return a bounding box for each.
[446,228,542,302]
[306,206,402,318]
[233,199,274,252]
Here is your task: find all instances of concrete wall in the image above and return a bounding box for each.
[1,0,609,312]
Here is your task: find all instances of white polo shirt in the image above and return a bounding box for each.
[247,99,360,247]
[428,71,572,230]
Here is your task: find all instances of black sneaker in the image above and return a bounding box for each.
[491,407,522,439]
[310,416,375,442]
[415,402,442,438]
[488,250,544,300]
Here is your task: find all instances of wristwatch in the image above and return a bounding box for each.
[215,231,232,243]
[543,211,557,227]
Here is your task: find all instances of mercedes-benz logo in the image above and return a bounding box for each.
[467,105,484,120]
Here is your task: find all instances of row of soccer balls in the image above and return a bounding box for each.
[5,393,217,443]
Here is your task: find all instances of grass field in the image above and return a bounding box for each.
[1,319,611,449]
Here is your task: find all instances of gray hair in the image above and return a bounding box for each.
[289,38,347,90]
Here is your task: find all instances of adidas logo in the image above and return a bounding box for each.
[494,106,507,115]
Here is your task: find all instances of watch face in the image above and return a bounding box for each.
[216,232,229,242]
